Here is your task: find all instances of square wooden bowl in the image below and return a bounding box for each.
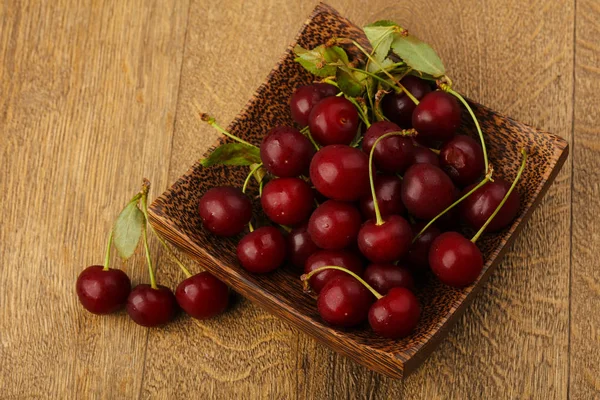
[148,2,569,378]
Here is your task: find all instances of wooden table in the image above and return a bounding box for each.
[1,0,597,398]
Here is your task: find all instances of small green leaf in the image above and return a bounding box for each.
[391,35,445,78]
[294,45,337,77]
[326,46,350,65]
[336,67,364,97]
[113,196,144,260]
[363,25,395,64]
[200,143,261,167]
[250,162,266,184]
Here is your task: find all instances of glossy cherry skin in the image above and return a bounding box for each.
[439,135,484,186]
[407,222,442,270]
[198,186,252,236]
[358,215,413,263]
[412,91,461,146]
[317,275,374,328]
[175,272,229,320]
[368,287,421,338]
[401,163,456,220]
[237,226,286,273]
[381,75,432,128]
[290,83,338,127]
[310,145,370,201]
[359,174,405,220]
[459,177,520,232]
[308,96,359,145]
[362,121,414,174]
[260,178,314,226]
[429,232,483,287]
[76,265,131,314]
[411,145,440,167]
[260,126,314,177]
[286,223,320,269]
[126,284,178,327]
[364,264,414,295]
[304,250,364,294]
[308,200,362,250]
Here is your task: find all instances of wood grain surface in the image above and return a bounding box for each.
[0,0,595,399]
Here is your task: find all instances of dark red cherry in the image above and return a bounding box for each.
[286,223,320,269]
[359,174,405,220]
[401,163,456,220]
[199,186,252,236]
[290,83,338,127]
[237,226,286,273]
[368,287,420,338]
[308,96,359,145]
[317,275,374,328]
[126,284,178,327]
[411,145,440,167]
[304,250,364,294]
[308,200,361,250]
[429,232,483,287]
[362,121,414,174]
[175,272,229,320]
[358,215,413,263]
[260,126,314,177]
[439,135,484,186]
[261,178,314,226]
[381,76,432,128]
[407,222,442,270]
[310,145,370,201]
[364,264,414,295]
[76,265,131,315]
[459,178,520,232]
[412,91,461,146]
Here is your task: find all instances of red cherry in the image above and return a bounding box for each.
[429,232,483,287]
[363,264,414,295]
[304,250,364,294]
[406,222,441,270]
[317,275,374,327]
[308,200,362,250]
[362,121,414,174]
[459,178,520,232]
[260,126,314,177]
[175,272,229,320]
[439,135,485,186]
[412,91,461,146]
[76,265,131,314]
[126,284,178,327]
[237,226,286,273]
[368,287,420,338]
[381,76,432,128]
[310,145,370,201]
[357,215,413,263]
[359,174,405,220]
[198,186,252,236]
[401,163,456,220]
[411,145,440,167]
[286,223,320,269]
[308,96,359,145]
[290,83,338,127]
[260,177,314,226]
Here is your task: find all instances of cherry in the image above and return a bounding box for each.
[175,272,229,320]
[304,250,364,294]
[76,265,131,314]
[198,186,252,236]
[290,83,338,127]
[317,275,374,328]
[412,91,461,146]
[236,226,286,273]
[126,284,178,327]
[429,232,483,287]
[286,223,320,269]
[381,75,432,128]
[362,121,414,174]
[368,287,420,338]
[407,222,441,270]
[260,177,314,226]
[364,264,414,295]
[358,215,413,263]
[439,135,485,186]
[310,145,370,201]
[260,126,314,177]
[359,174,405,220]
[411,145,440,167]
[401,163,456,220]
[308,96,359,145]
[308,200,361,250]
[459,177,520,232]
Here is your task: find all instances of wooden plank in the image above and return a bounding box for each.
[570,0,600,397]
[0,0,189,398]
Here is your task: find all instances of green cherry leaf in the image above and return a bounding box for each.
[336,67,364,97]
[200,143,261,167]
[294,45,337,77]
[391,35,445,78]
[113,195,145,260]
[363,25,394,62]
[364,20,400,28]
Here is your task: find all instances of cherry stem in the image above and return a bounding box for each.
[102,231,114,271]
[243,163,263,194]
[413,166,495,243]
[345,95,371,128]
[140,191,158,290]
[198,112,256,149]
[300,125,320,150]
[471,149,527,243]
[301,265,383,300]
[428,147,440,155]
[368,130,416,225]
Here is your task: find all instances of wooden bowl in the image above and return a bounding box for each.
[148,2,568,379]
